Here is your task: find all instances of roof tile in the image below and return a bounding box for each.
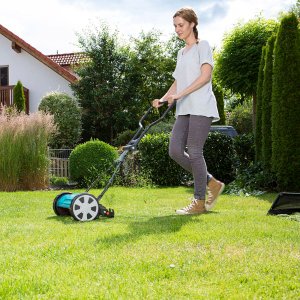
[47,52,90,66]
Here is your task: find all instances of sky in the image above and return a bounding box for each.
[1,0,296,55]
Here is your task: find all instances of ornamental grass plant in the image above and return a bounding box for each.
[0,106,55,191]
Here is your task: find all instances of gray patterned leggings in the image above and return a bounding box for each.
[169,115,212,200]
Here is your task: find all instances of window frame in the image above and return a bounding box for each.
[0,66,9,86]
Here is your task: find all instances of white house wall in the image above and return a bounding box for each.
[0,34,74,113]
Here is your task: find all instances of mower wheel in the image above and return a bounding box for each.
[53,192,72,216]
[70,193,99,222]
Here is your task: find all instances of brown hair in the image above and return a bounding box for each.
[173,7,199,40]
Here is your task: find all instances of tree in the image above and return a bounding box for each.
[261,34,276,170]
[123,31,177,123]
[214,17,277,129]
[255,46,266,162]
[71,24,130,143]
[271,13,300,191]
[13,80,25,112]
[72,26,180,144]
[38,92,82,149]
[291,0,300,17]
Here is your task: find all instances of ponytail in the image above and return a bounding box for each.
[193,27,198,40]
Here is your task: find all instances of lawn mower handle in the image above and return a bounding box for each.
[91,101,175,199]
[123,100,176,151]
[138,100,175,128]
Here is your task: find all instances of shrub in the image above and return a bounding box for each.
[50,176,69,187]
[139,131,236,186]
[204,132,236,184]
[13,80,26,112]
[69,140,118,188]
[0,107,55,191]
[39,92,82,149]
[115,152,153,187]
[225,162,277,194]
[113,129,136,147]
[112,117,175,147]
[226,100,253,134]
[233,133,255,170]
[139,133,189,186]
[147,119,174,135]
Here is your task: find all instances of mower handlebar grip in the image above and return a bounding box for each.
[138,100,176,129]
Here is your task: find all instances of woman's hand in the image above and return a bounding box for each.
[152,99,165,108]
[166,94,180,106]
[152,80,177,108]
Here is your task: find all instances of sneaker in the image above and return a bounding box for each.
[205,177,225,211]
[176,199,206,215]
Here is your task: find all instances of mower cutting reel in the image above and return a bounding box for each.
[53,192,114,221]
[53,100,175,222]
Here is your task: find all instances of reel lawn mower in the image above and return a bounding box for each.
[53,101,175,222]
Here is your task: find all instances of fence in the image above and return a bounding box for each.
[48,149,72,178]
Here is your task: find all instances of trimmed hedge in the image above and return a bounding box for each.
[139,133,188,186]
[139,131,236,186]
[233,133,255,170]
[271,13,300,191]
[255,46,266,162]
[204,132,236,184]
[261,34,276,170]
[69,140,118,188]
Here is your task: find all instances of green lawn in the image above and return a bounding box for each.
[0,187,299,299]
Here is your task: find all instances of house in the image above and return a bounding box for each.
[0,24,81,113]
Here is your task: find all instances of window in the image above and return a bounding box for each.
[0,67,8,86]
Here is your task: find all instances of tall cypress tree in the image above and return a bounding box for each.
[272,13,300,191]
[262,34,276,170]
[255,46,266,162]
[13,80,26,112]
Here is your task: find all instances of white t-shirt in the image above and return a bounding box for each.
[172,40,220,122]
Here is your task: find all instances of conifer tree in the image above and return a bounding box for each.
[13,80,25,112]
[272,13,300,191]
[261,34,276,170]
[255,46,266,162]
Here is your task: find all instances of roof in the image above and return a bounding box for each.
[47,52,90,66]
[0,24,77,83]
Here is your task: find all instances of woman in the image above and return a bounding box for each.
[152,7,224,215]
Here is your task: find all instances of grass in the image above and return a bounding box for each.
[0,187,299,299]
[0,108,54,191]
